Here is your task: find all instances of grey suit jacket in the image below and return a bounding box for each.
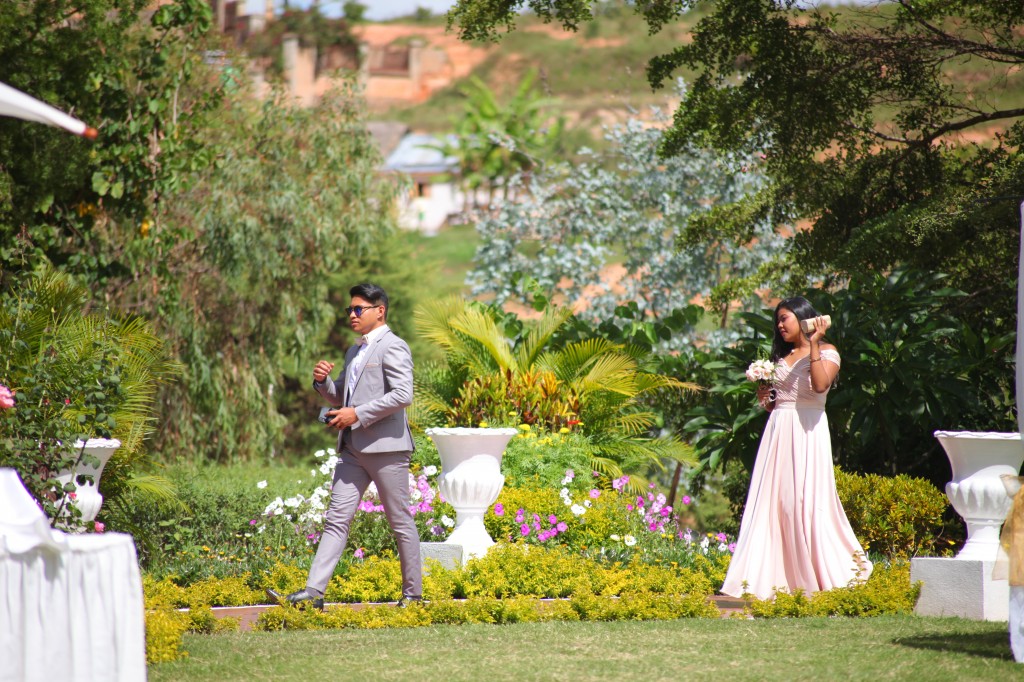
[314,328,415,454]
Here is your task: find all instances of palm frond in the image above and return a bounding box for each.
[514,305,573,369]
[449,306,517,372]
[545,338,622,382]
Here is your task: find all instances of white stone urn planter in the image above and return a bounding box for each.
[935,431,1024,561]
[55,438,121,525]
[426,427,517,562]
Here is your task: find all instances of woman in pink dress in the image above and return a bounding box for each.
[720,296,871,600]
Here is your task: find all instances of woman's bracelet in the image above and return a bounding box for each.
[810,357,822,363]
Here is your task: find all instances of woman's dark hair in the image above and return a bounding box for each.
[349,283,389,319]
[770,296,819,363]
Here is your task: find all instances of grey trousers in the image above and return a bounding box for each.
[306,447,422,598]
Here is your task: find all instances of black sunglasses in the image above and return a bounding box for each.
[344,304,383,317]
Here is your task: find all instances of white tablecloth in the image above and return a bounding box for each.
[0,469,146,682]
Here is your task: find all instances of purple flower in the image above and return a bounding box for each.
[728,543,737,553]
[660,508,670,517]
[592,471,600,477]
[0,385,14,410]
[589,489,600,499]
[354,548,365,559]
[249,519,258,526]
[556,522,568,532]
[494,503,505,517]
[626,504,634,511]
[649,482,656,489]
[717,532,728,543]
[548,514,558,524]
[682,495,692,505]
[520,524,530,536]
[564,469,575,481]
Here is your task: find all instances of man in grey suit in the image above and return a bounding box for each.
[267,283,422,609]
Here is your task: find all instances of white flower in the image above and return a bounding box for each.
[256,480,268,489]
[570,504,586,516]
[314,449,326,458]
[410,488,422,502]
[700,536,710,550]
[718,542,728,552]
[424,465,438,477]
[441,515,455,528]
[583,500,592,508]
[610,534,621,542]
[745,358,776,383]
[284,496,302,508]
[624,535,637,547]
[367,482,378,497]
[559,487,570,498]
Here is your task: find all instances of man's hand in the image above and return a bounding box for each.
[313,360,335,383]
[326,407,358,430]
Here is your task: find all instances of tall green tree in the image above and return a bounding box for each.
[0,0,220,278]
[448,1,1024,331]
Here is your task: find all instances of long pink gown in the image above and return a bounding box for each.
[720,349,872,599]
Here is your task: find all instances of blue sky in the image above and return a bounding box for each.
[245,1,458,21]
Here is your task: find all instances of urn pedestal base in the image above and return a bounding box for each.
[911,557,1009,622]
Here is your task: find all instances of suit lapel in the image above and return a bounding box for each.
[343,344,360,405]
[349,330,393,397]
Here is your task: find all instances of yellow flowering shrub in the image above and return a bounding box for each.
[328,554,404,603]
[745,562,919,617]
[144,608,190,664]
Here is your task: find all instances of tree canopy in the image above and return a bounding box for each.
[448,0,1024,330]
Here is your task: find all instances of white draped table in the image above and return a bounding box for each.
[0,469,146,682]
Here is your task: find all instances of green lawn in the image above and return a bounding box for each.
[406,222,479,299]
[149,616,1016,681]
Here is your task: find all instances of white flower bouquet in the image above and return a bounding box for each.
[746,356,777,406]
[745,358,776,387]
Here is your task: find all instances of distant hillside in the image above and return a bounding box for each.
[374,6,1024,149]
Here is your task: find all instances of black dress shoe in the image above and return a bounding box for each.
[266,587,325,611]
[396,595,424,608]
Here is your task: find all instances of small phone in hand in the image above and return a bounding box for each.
[800,315,832,334]
[318,406,332,424]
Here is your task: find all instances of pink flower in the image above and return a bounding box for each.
[716,532,728,543]
[728,543,737,553]
[547,514,557,524]
[354,547,365,559]
[68,492,77,500]
[0,385,14,409]
[682,495,692,505]
[93,522,105,533]
[520,524,530,537]
[556,522,567,532]
[589,489,600,499]
[494,503,505,517]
